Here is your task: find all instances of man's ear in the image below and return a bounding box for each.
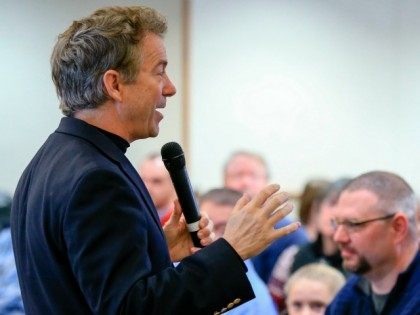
[392,212,409,243]
[103,70,123,102]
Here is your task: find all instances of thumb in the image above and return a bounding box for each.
[168,199,182,224]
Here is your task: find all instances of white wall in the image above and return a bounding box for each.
[1,0,419,197]
[189,0,420,194]
[0,0,183,195]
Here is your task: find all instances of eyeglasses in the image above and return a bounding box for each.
[330,213,396,233]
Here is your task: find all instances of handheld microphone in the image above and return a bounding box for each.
[161,142,202,248]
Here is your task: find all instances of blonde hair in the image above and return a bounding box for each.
[51,6,167,116]
[285,263,345,297]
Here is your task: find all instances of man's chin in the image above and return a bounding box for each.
[134,129,159,140]
[343,257,372,275]
[148,127,160,138]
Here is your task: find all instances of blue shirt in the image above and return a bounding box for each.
[252,217,309,283]
[0,227,25,314]
[326,250,420,315]
[227,260,277,314]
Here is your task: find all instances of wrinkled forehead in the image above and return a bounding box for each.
[138,32,168,67]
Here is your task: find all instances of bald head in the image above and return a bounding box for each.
[223,151,269,198]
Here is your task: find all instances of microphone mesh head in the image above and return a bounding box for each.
[161,142,184,160]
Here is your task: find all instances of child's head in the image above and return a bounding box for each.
[285,263,345,315]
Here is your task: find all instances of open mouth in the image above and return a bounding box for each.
[156,104,166,114]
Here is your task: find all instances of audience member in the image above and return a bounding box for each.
[224,151,268,198]
[297,179,331,241]
[200,188,278,315]
[11,6,301,314]
[284,263,345,315]
[0,191,24,314]
[138,153,176,225]
[290,178,351,274]
[224,151,308,283]
[269,178,350,311]
[326,171,419,315]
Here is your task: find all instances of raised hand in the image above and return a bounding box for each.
[223,184,300,260]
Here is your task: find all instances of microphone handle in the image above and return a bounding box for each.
[168,167,202,248]
[190,231,201,249]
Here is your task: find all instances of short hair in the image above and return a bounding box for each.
[199,188,243,207]
[223,150,270,179]
[51,6,167,116]
[343,171,416,237]
[322,178,352,207]
[285,263,345,298]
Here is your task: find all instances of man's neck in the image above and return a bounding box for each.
[367,241,417,294]
[74,105,131,142]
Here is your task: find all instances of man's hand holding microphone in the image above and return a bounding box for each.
[161,142,300,262]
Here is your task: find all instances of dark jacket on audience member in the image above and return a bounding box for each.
[326,250,420,315]
[291,234,346,275]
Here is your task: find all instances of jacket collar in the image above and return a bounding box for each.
[55,116,163,233]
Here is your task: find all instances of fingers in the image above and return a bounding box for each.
[197,222,214,241]
[198,212,210,229]
[249,184,281,208]
[197,211,215,246]
[270,221,301,242]
[267,201,294,226]
[197,223,212,239]
[261,191,290,217]
[200,232,216,246]
[198,212,213,236]
[167,200,182,225]
[196,227,215,246]
[232,193,251,214]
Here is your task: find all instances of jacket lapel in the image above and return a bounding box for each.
[55,117,163,234]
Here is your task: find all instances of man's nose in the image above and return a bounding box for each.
[163,74,176,97]
[333,224,349,243]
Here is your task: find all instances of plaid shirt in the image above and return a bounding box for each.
[0,227,25,315]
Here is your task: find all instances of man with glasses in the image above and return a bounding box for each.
[326,171,419,315]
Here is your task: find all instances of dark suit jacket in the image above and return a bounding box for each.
[11,117,254,315]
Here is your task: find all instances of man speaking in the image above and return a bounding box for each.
[11,5,300,315]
